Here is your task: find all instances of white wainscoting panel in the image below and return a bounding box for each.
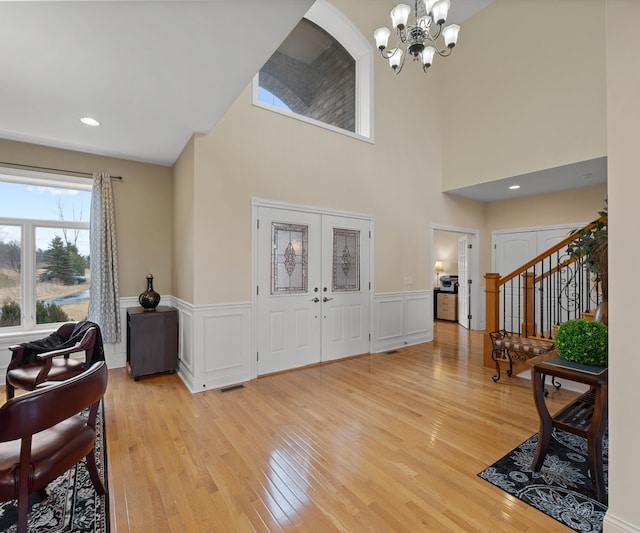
[2,292,433,394]
[376,297,403,341]
[174,304,194,388]
[373,291,433,353]
[171,299,254,393]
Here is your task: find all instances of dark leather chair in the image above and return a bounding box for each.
[0,361,108,533]
[6,321,102,400]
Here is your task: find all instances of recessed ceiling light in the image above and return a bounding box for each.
[80,117,101,127]
[509,185,521,190]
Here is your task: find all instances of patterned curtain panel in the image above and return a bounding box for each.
[88,172,121,343]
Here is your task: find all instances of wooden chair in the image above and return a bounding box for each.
[5,322,101,400]
[0,361,108,533]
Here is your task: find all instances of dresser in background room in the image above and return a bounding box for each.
[434,289,458,321]
[126,305,178,381]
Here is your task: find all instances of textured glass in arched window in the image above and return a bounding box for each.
[258,18,356,133]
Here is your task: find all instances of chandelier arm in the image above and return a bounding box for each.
[379,47,396,60]
[436,47,453,58]
[430,23,443,42]
[429,45,453,57]
[424,32,453,57]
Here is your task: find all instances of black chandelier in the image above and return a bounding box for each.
[374,0,460,74]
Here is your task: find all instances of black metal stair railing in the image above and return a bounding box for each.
[484,216,606,372]
[499,250,601,340]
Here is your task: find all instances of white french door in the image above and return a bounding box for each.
[320,215,371,362]
[256,206,371,375]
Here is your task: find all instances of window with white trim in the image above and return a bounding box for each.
[0,170,91,332]
[259,18,356,132]
[253,0,373,141]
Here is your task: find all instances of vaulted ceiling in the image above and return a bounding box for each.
[0,0,497,168]
[0,1,314,167]
[0,1,604,201]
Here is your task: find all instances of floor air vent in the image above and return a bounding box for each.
[220,384,245,393]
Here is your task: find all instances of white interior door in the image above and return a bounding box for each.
[321,215,371,361]
[257,206,371,374]
[492,231,537,331]
[457,236,470,329]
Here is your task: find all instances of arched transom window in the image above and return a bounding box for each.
[253,0,372,140]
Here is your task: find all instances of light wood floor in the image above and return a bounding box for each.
[103,321,578,532]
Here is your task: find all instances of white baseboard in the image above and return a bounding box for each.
[604,512,640,533]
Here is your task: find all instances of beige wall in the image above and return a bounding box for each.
[432,186,607,288]
[441,0,607,191]
[477,184,607,280]
[180,0,611,305]
[605,0,639,528]
[0,139,174,298]
[183,0,487,304]
[172,136,195,302]
[0,0,611,314]
[484,184,607,232]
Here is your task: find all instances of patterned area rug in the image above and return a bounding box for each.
[0,402,109,533]
[479,428,607,532]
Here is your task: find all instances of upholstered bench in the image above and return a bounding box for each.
[489,330,555,382]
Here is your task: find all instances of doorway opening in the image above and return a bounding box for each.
[431,224,481,331]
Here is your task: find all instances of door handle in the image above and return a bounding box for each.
[312,297,320,303]
[323,297,333,302]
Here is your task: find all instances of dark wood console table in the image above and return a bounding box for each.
[528,352,608,504]
[127,306,178,381]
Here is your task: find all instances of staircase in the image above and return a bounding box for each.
[483,216,607,375]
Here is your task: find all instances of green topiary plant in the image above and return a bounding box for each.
[555,319,608,366]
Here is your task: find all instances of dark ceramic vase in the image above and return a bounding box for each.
[139,273,161,311]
